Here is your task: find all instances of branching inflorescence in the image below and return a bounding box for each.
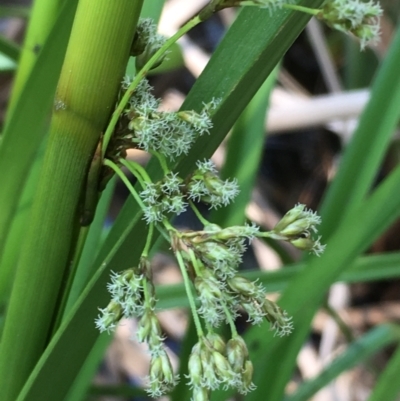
[94,0,383,397]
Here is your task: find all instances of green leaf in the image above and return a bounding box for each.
[286,325,400,401]
[213,67,278,226]
[0,5,30,18]
[367,343,400,401]
[155,251,400,310]
[0,35,20,62]
[0,0,78,262]
[320,26,400,239]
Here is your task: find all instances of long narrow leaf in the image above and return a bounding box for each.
[155,251,400,310]
[320,26,400,239]
[367,343,400,401]
[0,35,20,61]
[286,325,400,401]
[214,68,278,226]
[0,0,78,260]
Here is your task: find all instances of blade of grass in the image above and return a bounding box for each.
[320,26,400,239]
[243,26,400,401]
[64,333,112,401]
[367,343,400,401]
[285,324,400,401]
[0,5,30,18]
[155,251,400,310]
[0,0,78,266]
[0,141,45,315]
[7,0,64,113]
[0,35,20,61]
[62,179,117,320]
[213,67,278,226]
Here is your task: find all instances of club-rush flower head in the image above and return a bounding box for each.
[319,0,382,49]
[270,203,326,256]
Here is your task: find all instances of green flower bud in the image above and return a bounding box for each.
[262,299,293,337]
[206,332,226,354]
[212,351,237,382]
[147,351,177,397]
[95,300,123,333]
[239,360,256,394]
[273,204,306,233]
[137,310,163,345]
[227,276,258,297]
[192,386,210,401]
[226,336,248,373]
[291,235,326,256]
[188,351,203,387]
[195,275,223,299]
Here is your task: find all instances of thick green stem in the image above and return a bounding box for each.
[0,2,143,400]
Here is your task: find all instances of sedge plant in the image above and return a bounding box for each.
[0,0,397,401]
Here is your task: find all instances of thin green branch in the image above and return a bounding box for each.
[103,159,145,209]
[189,200,210,227]
[118,157,149,188]
[175,249,204,337]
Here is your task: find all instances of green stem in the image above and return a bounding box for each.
[104,159,145,209]
[51,226,90,336]
[118,158,149,188]
[189,200,211,227]
[101,14,202,158]
[323,302,354,343]
[142,223,154,258]
[156,222,172,243]
[175,249,204,337]
[282,3,320,15]
[222,302,238,337]
[188,248,202,276]
[149,150,170,175]
[119,157,152,182]
[162,218,176,232]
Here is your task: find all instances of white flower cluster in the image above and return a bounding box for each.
[188,160,239,208]
[95,259,179,397]
[140,173,187,223]
[187,333,256,400]
[95,268,144,333]
[176,223,293,334]
[124,78,217,159]
[139,160,239,223]
[132,18,168,70]
[320,0,382,49]
[269,203,326,256]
